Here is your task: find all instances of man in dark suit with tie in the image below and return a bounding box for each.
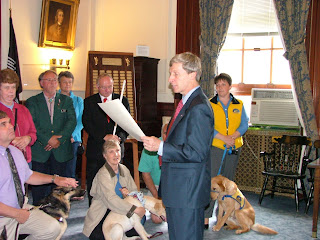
[141,52,214,240]
[26,70,76,205]
[82,73,130,205]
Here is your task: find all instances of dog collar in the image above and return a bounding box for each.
[52,216,64,222]
[128,191,146,207]
[222,188,245,210]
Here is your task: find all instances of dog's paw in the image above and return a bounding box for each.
[212,225,221,231]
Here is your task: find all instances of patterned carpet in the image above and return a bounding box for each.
[61,190,318,240]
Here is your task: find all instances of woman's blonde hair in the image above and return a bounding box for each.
[102,139,120,154]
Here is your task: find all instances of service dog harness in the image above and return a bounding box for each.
[127,191,164,239]
[222,188,245,210]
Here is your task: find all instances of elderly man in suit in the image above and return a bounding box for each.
[26,70,76,205]
[141,52,214,240]
[82,73,130,205]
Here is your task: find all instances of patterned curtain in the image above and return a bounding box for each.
[273,0,318,141]
[199,0,234,97]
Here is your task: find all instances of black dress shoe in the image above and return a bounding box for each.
[204,224,209,230]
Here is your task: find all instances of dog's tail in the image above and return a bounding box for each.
[251,223,278,235]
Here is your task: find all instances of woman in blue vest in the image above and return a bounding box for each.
[204,73,249,229]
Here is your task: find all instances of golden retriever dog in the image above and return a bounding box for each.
[36,186,86,240]
[102,195,166,240]
[211,175,278,235]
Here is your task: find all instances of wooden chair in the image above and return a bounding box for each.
[305,140,320,213]
[259,135,312,212]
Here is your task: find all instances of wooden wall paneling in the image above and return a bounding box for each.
[86,51,136,119]
[306,0,320,133]
[176,0,200,56]
[174,0,201,108]
[134,57,161,137]
[157,102,175,120]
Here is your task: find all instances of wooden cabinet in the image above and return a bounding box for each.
[134,57,161,137]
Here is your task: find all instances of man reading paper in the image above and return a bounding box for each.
[141,52,214,240]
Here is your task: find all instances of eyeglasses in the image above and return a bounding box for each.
[98,85,113,90]
[61,80,73,85]
[42,78,58,82]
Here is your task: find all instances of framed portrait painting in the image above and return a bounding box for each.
[38,0,80,50]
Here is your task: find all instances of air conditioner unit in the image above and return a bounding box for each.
[250,88,299,127]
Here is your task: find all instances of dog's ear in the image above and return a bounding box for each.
[53,187,70,195]
[223,178,237,195]
[53,187,62,193]
[216,175,225,192]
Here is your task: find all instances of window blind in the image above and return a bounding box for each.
[228,0,278,35]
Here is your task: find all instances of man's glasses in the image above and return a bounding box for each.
[42,78,57,82]
[98,86,113,90]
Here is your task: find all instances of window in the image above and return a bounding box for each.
[217,0,292,96]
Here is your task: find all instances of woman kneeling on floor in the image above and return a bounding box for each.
[83,140,146,239]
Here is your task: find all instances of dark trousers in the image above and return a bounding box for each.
[166,207,204,240]
[86,157,105,206]
[65,141,80,179]
[32,153,67,205]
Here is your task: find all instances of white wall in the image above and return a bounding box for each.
[1,0,175,102]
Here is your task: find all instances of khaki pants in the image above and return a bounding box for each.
[0,198,61,240]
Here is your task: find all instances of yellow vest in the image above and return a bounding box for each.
[222,188,246,209]
[210,95,244,150]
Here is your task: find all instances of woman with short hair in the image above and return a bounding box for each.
[0,69,37,167]
[83,140,145,239]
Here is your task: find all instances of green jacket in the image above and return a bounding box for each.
[26,92,76,163]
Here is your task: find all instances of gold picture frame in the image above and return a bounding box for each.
[38,0,80,50]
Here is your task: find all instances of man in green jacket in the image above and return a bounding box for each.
[26,70,76,205]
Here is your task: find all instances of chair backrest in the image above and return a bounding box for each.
[267,135,312,174]
[314,140,320,158]
[305,140,320,181]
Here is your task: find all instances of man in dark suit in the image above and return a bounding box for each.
[141,52,214,240]
[26,70,76,205]
[82,73,130,205]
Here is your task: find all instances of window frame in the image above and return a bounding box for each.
[220,36,292,96]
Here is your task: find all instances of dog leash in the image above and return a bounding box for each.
[217,145,235,175]
[128,191,146,206]
[148,231,163,239]
[28,203,52,211]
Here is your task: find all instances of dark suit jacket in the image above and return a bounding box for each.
[82,93,130,168]
[161,87,214,209]
[25,92,76,163]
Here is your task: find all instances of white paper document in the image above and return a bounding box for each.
[98,99,145,141]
